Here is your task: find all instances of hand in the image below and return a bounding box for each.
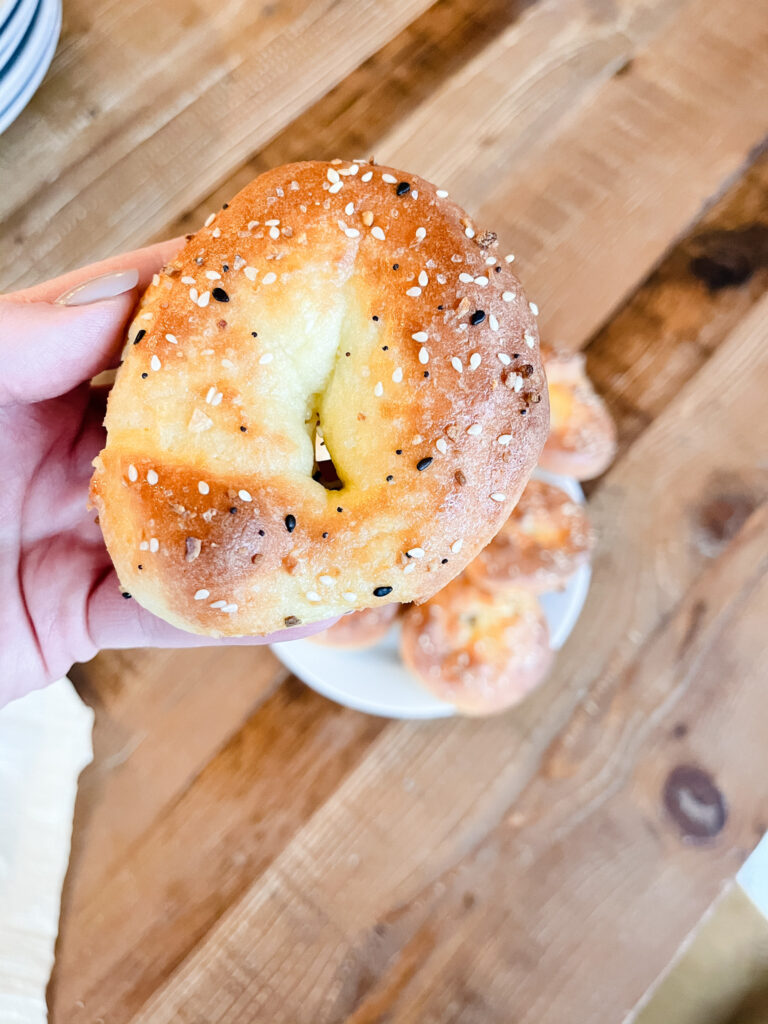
[0,241,332,707]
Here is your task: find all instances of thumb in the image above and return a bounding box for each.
[0,271,138,405]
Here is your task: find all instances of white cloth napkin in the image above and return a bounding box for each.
[0,679,93,1023]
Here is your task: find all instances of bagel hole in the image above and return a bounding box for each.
[312,423,342,491]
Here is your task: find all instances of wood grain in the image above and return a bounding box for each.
[0,0,435,290]
[0,0,761,1018]
[102,294,767,1022]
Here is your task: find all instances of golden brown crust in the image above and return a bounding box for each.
[538,347,616,480]
[400,576,552,714]
[466,478,593,594]
[309,603,400,649]
[91,160,549,636]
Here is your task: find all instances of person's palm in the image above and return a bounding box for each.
[1,241,329,706]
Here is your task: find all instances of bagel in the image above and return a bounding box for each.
[310,603,400,649]
[91,160,549,637]
[466,477,593,594]
[400,576,552,714]
[538,347,616,480]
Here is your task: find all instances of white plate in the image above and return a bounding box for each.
[0,0,59,135]
[0,0,39,72]
[272,471,591,719]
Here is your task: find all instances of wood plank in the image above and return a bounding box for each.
[171,0,768,360]
[65,647,285,890]
[51,681,383,1024]
[585,151,768,463]
[110,290,768,1022]
[0,0,434,290]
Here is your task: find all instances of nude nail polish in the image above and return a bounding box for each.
[55,269,140,306]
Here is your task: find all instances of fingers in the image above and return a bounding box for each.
[2,237,186,305]
[0,293,138,405]
[87,570,339,651]
[0,238,188,407]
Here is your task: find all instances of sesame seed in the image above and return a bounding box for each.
[415,227,427,241]
[416,457,433,471]
[465,227,475,238]
[396,181,410,195]
[141,372,148,379]
[436,437,448,454]
[139,541,148,550]
[361,171,373,182]
[475,276,489,287]
[319,575,335,586]
[194,589,209,600]
[459,273,473,283]
[418,347,429,364]
[382,173,397,183]
[204,213,215,227]
[262,272,277,284]
[373,585,393,596]
[412,331,428,342]
[189,287,199,303]
[285,514,296,532]
[498,352,511,365]
[198,291,211,307]
[436,189,449,198]
[491,493,506,502]
[222,604,238,614]
[211,391,223,406]
[211,228,221,238]
[306,592,321,602]
[345,227,360,238]
[345,202,354,215]
[343,591,357,601]
[451,357,463,373]
[407,548,425,558]
[469,310,486,326]
[362,211,374,226]
[147,469,159,484]
[198,481,210,494]
[374,382,384,397]
[127,464,138,482]
[284,615,301,626]
[327,167,340,183]
[329,181,343,194]
[467,424,482,436]
[406,286,422,297]
[150,355,161,371]
[469,353,482,370]
[133,329,146,345]
[412,190,419,199]
[149,538,159,553]
[165,333,178,345]
[392,367,403,383]
[181,276,196,285]
[205,386,215,404]
[259,353,274,364]
[210,600,226,609]
[505,253,515,263]
[498,435,512,445]
[371,226,385,241]
[212,287,229,302]
[529,301,539,315]
[418,271,428,287]
[451,540,463,554]
[502,291,515,302]
[485,256,497,266]
[238,490,252,502]
[221,358,234,368]
[509,373,524,392]
[489,314,499,332]
[205,271,221,281]
[269,226,280,239]
[244,266,258,281]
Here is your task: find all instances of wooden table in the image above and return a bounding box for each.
[2,1,768,1020]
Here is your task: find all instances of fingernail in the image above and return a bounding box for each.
[55,269,139,306]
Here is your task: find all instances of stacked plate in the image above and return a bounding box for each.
[0,0,60,135]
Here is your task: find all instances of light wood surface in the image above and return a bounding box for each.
[2,1,767,1021]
